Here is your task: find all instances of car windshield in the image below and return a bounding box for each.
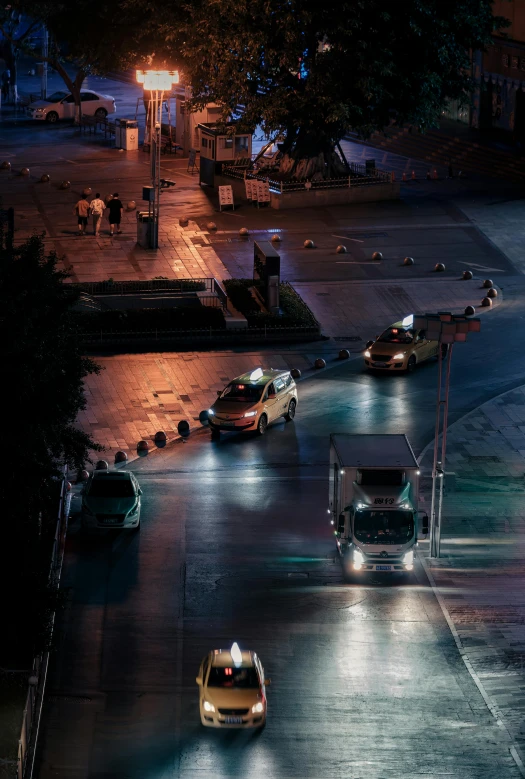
[220,383,263,402]
[46,91,69,103]
[88,478,135,498]
[354,509,414,545]
[378,327,414,344]
[207,666,260,689]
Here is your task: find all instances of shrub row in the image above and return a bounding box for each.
[72,305,226,334]
[223,279,319,328]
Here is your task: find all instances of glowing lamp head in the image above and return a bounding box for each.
[136,69,179,91]
[249,367,263,381]
[230,642,243,667]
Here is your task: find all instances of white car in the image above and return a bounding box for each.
[81,470,142,530]
[26,89,116,122]
[196,643,270,729]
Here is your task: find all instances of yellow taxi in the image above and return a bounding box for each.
[364,315,445,372]
[208,367,298,437]
[196,643,270,729]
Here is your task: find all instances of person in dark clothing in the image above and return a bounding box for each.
[107,192,123,236]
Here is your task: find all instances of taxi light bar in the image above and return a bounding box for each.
[249,368,263,381]
[231,642,243,666]
[402,314,413,327]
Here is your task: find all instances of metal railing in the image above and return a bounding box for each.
[222,164,392,193]
[72,278,209,296]
[17,470,71,779]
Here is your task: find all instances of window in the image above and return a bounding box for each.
[274,377,285,393]
[220,383,263,402]
[80,92,98,101]
[47,91,68,103]
[201,138,208,148]
[207,666,259,689]
[235,136,249,154]
[64,94,75,103]
[284,373,293,388]
[219,137,233,149]
[88,477,135,498]
[378,327,414,344]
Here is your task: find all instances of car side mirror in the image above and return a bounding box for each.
[365,340,374,349]
[268,392,276,399]
[337,513,346,534]
[196,676,202,685]
[138,488,143,496]
[264,679,271,686]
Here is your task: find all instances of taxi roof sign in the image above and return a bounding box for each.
[249,368,263,381]
[401,314,413,327]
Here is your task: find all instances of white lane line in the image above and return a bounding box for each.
[458,261,504,272]
[335,261,381,265]
[332,233,365,243]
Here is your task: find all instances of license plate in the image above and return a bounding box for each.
[220,420,235,426]
[101,517,119,525]
[225,716,243,724]
[373,362,387,368]
[376,565,391,571]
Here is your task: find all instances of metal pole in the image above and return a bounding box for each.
[41,26,48,99]
[429,338,444,557]
[435,343,454,558]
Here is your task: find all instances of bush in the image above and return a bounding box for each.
[224,279,318,329]
[73,305,226,334]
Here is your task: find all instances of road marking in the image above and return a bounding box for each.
[335,261,381,265]
[458,261,504,272]
[332,233,365,243]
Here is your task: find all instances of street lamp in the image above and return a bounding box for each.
[414,312,481,558]
[136,70,179,249]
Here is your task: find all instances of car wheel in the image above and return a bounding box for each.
[257,414,268,436]
[95,107,108,119]
[407,355,417,373]
[284,398,296,421]
[46,111,59,123]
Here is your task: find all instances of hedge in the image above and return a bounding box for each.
[72,305,226,334]
[223,279,318,328]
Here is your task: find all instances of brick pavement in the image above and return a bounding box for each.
[419,385,525,770]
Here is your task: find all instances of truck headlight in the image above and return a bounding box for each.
[364,350,371,358]
[393,352,405,360]
[243,410,257,417]
[403,550,414,569]
[203,700,215,712]
[353,548,365,570]
[252,702,264,713]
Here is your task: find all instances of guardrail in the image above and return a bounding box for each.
[17,470,71,779]
[222,164,391,193]
[72,278,209,295]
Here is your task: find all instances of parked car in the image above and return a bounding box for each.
[26,90,116,122]
[196,643,270,729]
[208,367,297,437]
[81,470,142,530]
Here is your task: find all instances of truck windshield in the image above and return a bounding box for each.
[354,509,414,545]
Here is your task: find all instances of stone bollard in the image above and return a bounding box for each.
[314,358,326,369]
[20,167,30,176]
[291,368,301,379]
[82,187,92,197]
[336,245,347,254]
[60,180,71,189]
[271,234,281,242]
[402,172,407,182]
[483,279,493,288]
[403,256,414,266]
[178,420,190,438]
[78,469,90,482]
[411,170,416,180]
[207,222,217,231]
[127,200,136,211]
[114,451,128,464]
[487,287,498,298]
[199,410,209,425]
[40,173,50,183]
[0,161,11,170]
[137,440,149,456]
[481,297,492,307]
[154,431,167,448]
[372,251,383,261]
[304,239,315,248]
[434,263,446,272]
[339,349,350,359]
[95,460,109,470]
[179,217,189,227]
[239,227,250,236]
[105,194,113,204]
[462,270,473,280]
[464,305,475,316]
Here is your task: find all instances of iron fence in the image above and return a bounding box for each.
[72,278,209,296]
[222,164,391,193]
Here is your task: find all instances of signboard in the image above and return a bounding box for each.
[256,180,271,204]
[245,179,255,201]
[218,185,234,211]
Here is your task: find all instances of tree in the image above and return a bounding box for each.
[0,229,102,662]
[162,0,508,179]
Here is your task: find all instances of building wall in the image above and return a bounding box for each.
[492,0,525,41]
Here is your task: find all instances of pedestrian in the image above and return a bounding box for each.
[74,193,90,235]
[107,192,123,236]
[1,69,10,102]
[90,192,105,236]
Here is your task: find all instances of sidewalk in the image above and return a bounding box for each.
[419,386,525,769]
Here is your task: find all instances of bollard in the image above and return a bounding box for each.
[403,256,414,266]
[137,440,149,456]
[464,305,475,316]
[114,451,128,464]
[179,217,189,227]
[271,234,281,242]
[336,245,347,254]
[78,469,90,482]
[40,173,50,183]
[0,161,11,170]
[483,279,493,288]
[434,263,446,272]
[481,297,492,307]
[402,172,407,182]
[339,349,350,360]
[487,287,498,298]
[432,169,438,180]
[462,270,473,280]
[207,222,217,231]
[154,431,167,448]
[82,187,92,197]
[60,180,71,189]
[391,171,395,182]
[95,460,109,470]
[178,420,190,438]
[314,358,326,369]
[426,171,431,180]
[304,239,315,248]
[127,200,136,211]
[371,251,383,261]
[291,368,301,379]
[411,170,416,180]
[239,227,250,236]
[199,410,209,425]
[20,167,30,176]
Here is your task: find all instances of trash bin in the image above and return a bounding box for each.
[137,211,155,248]
[120,119,139,151]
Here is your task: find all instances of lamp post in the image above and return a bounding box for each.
[414,312,481,558]
[136,70,179,249]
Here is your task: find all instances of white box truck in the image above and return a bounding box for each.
[329,434,428,577]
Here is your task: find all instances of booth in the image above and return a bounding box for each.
[198,122,252,187]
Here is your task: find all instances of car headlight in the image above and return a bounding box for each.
[203,700,215,712]
[353,548,365,564]
[208,408,214,416]
[403,550,414,565]
[243,410,257,417]
[127,502,139,516]
[364,350,371,358]
[393,352,405,360]
[252,702,264,713]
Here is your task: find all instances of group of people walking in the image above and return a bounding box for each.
[74,192,123,237]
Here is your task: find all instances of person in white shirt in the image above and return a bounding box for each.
[90,193,106,237]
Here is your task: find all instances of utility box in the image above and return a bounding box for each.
[137,211,154,248]
[253,241,280,314]
[119,119,139,151]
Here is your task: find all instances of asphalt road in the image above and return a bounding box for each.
[35,290,525,779]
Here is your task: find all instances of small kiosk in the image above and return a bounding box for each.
[198,122,252,187]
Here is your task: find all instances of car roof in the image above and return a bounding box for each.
[232,368,290,386]
[91,470,132,480]
[210,649,256,668]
